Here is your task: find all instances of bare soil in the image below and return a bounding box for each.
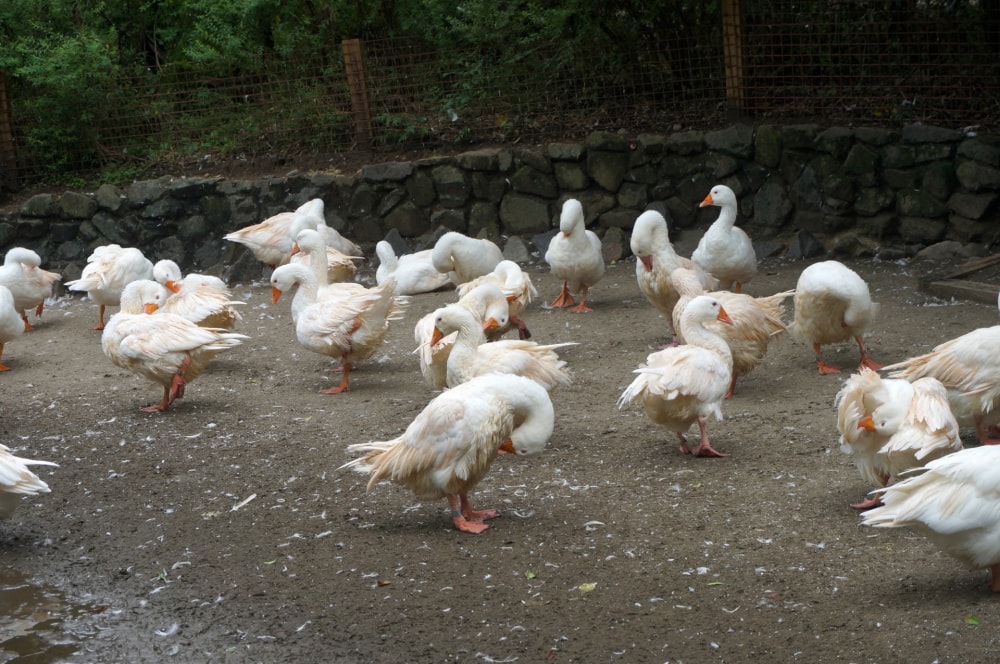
[3,254,1000,663]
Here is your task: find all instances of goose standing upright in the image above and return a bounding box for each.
[101,280,248,412]
[692,185,757,293]
[836,369,962,509]
[0,247,62,331]
[340,373,554,533]
[431,232,504,286]
[790,260,881,374]
[66,244,154,330]
[630,210,717,344]
[0,444,58,519]
[0,286,25,370]
[544,199,605,313]
[375,241,451,295]
[618,295,734,458]
[861,445,1000,592]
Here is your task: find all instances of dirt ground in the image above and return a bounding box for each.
[3,252,1000,663]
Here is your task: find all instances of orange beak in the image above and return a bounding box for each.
[699,193,714,208]
[505,293,517,303]
[430,327,445,346]
[482,317,500,333]
[290,242,301,256]
[857,415,876,432]
[271,286,283,304]
[498,439,515,454]
[717,305,734,325]
[640,255,653,271]
[164,280,181,293]
[143,303,159,315]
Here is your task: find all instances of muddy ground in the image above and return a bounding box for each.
[2,252,1000,663]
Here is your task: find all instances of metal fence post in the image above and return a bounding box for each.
[0,71,19,192]
[342,39,373,149]
[721,0,746,119]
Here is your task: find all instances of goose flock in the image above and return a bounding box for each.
[4,188,1000,591]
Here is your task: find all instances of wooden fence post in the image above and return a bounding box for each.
[721,0,746,118]
[0,71,19,192]
[342,39,373,149]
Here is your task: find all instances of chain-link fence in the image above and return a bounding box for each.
[1,0,997,189]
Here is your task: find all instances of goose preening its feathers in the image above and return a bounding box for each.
[431,232,504,286]
[66,244,154,330]
[0,247,62,331]
[340,373,554,533]
[544,199,605,313]
[101,280,248,412]
[836,369,962,509]
[692,185,757,293]
[618,295,734,458]
[457,260,537,339]
[153,260,243,329]
[630,210,717,344]
[790,260,881,374]
[0,444,57,519]
[861,445,1000,592]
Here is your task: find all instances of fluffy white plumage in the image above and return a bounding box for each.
[0,285,24,371]
[153,260,243,329]
[544,199,605,312]
[66,244,154,330]
[692,185,757,292]
[431,232,504,285]
[790,260,881,374]
[289,223,360,284]
[0,444,58,519]
[340,373,554,533]
[836,369,962,509]
[457,259,537,339]
[861,445,1000,592]
[101,280,248,412]
[618,295,734,458]
[0,247,62,330]
[375,241,451,295]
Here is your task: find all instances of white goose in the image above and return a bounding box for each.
[0,444,58,519]
[66,244,154,330]
[299,198,362,258]
[544,199,605,313]
[375,241,451,295]
[457,259,537,339]
[790,260,881,374]
[692,185,757,293]
[224,198,351,267]
[340,373,554,533]
[861,445,1000,592]
[101,280,248,412]
[0,247,62,331]
[430,304,575,392]
[836,369,962,509]
[289,217,360,284]
[414,283,511,389]
[618,295,733,458]
[630,210,717,344]
[152,260,243,329]
[270,266,405,394]
[0,286,25,371]
[431,232,503,286]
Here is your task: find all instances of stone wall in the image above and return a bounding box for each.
[3,123,999,282]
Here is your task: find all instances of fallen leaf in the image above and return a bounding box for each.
[263,559,277,565]
[525,570,537,579]
[577,582,597,593]
[377,580,391,587]
[966,614,980,625]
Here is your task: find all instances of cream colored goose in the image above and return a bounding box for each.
[0,444,58,519]
[0,247,62,331]
[671,267,791,398]
[457,259,537,339]
[270,265,405,394]
[66,244,154,330]
[101,280,248,412]
[290,226,359,285]
[223,198,336,267]
[375,241,451,295]
[790,260,881,374]
[836,369,962,509]
[152,260,243,329]
[692,185,757,293]
[414,283,511,389]
[630,210,717,344]
[861,445,1000,592]
[298,198,362,258]
[544,199,605,313]
[884,323,1000,445]
[0,286,24,370]
[340,373,554,533]
[430,304,574,392]
[618,295,733,458]
[431,232,504,286]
